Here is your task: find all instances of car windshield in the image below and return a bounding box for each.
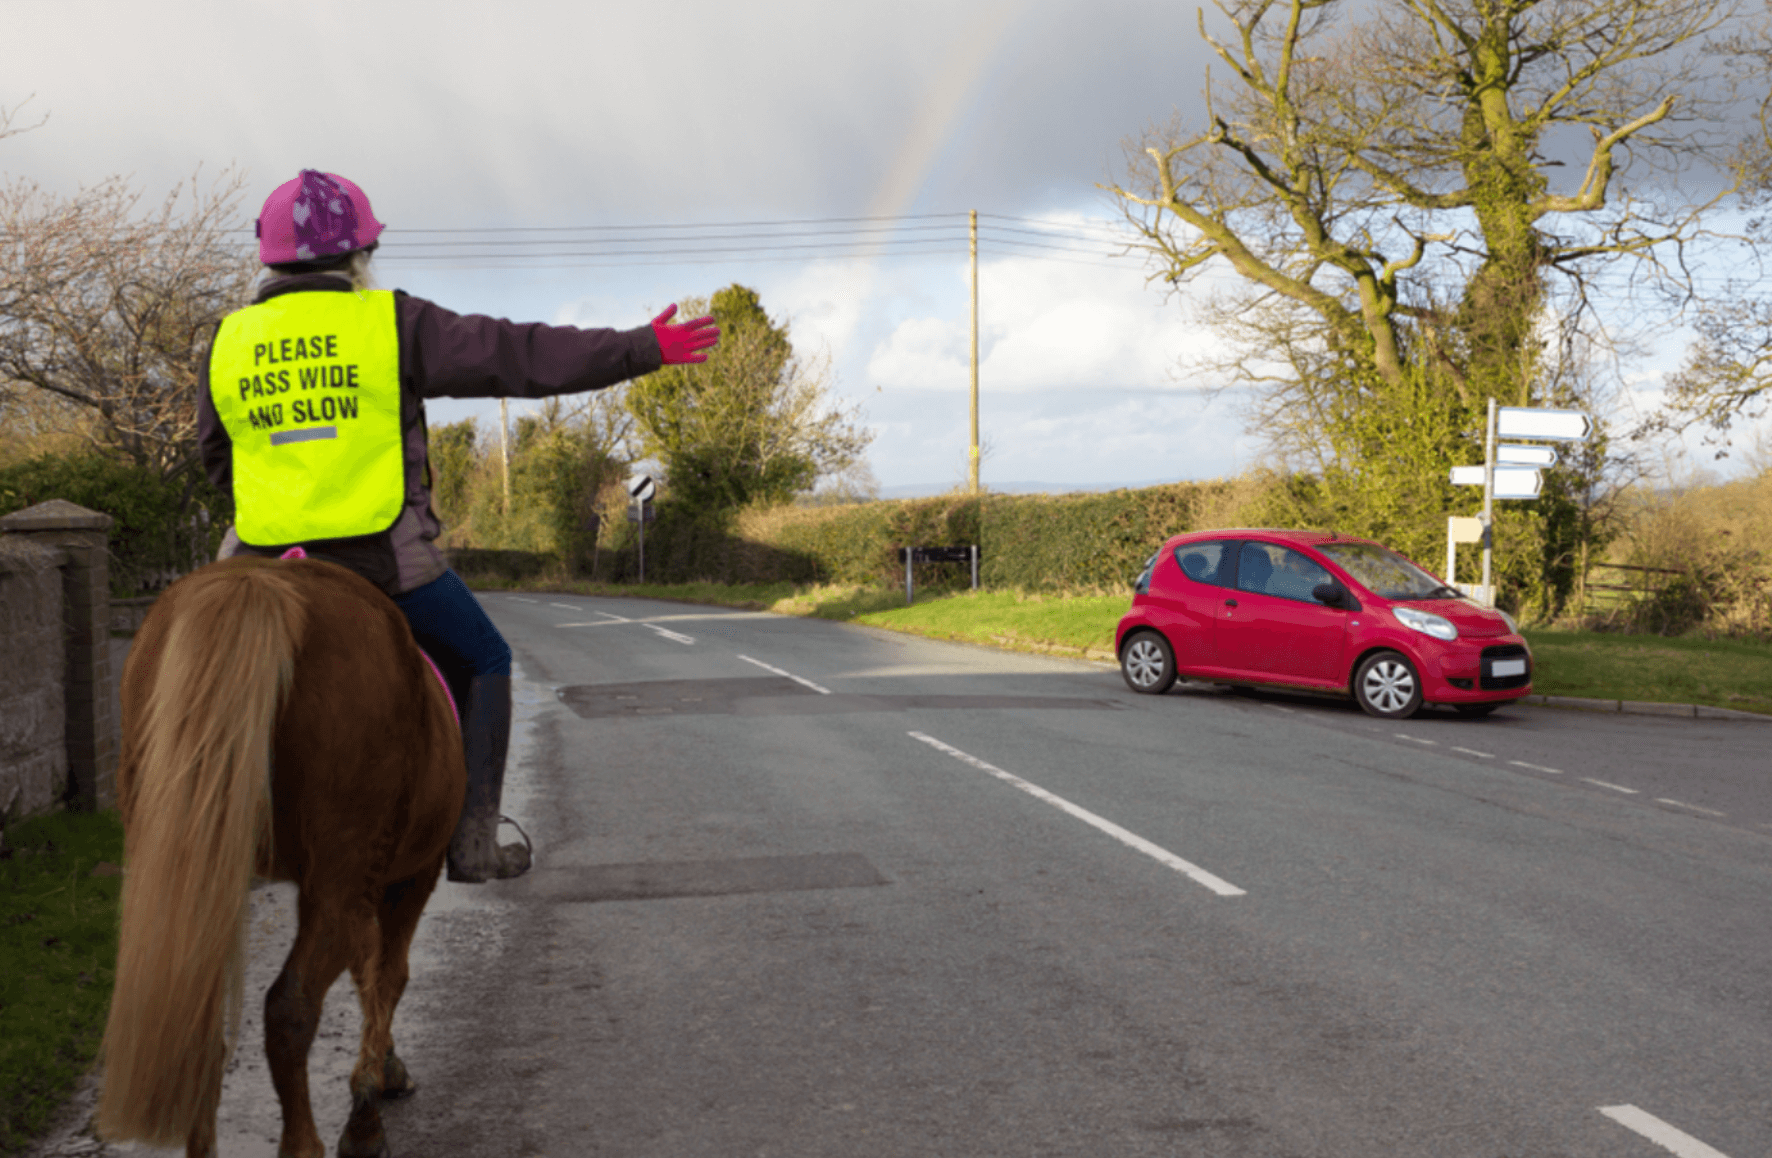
[1316,541,1458,600]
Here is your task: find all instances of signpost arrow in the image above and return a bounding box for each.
[1452,465,1541,497]
[1496,407,1591,442]
[1496,443,1559,466]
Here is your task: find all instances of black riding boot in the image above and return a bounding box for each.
[446,674,532,883]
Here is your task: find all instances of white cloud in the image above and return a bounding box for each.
[865,242,1222,395]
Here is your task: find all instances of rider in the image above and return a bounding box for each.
[196,170,720,883]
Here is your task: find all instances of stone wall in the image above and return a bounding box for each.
[0,500,117,818]
[0,535,68,820]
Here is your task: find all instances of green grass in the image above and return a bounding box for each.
[0,808,124,1155]
[471,576,1772,713]
[1521,630,1772,714]
[848,589,1128,659]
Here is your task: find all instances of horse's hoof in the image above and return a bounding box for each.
[383,1050,417,1099]
[336,1131,390,1158]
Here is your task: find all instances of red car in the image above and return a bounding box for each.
[1115,529,1532,719]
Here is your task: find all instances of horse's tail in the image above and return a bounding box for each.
[97,563,306,1146]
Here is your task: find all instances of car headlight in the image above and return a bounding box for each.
[1394,606,1458,641]
[1496,608,1519,634]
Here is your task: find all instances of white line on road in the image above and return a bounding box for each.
[645,624,696,645]
[1508,760,1562,774]
[509,597,537,603]
[1396,735,1437,745]
[1655,798,1727,817]
[596,610,630,623]
[738,655,831,694]
[1598,1106,1731,1158]
[549,602,578,609]
[1450,746,1494,758]
[1267,705,1296,713]
[1584,778,1640,795]
[907,732,1246,897]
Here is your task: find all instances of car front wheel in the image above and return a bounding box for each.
[1121,631,1177,695]
[1354,651,1422,719]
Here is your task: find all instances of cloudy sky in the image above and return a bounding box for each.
[3,0,1762,493]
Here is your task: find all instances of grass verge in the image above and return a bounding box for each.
[1520,630,1772,714]
[1,807,124,1155]
[471,576,1772,713]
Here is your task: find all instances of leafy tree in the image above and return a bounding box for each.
[427,418,480,530]
[625,284,872,515]
[1108,0,1735,613]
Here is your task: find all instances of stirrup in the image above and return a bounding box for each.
[498,815,533,864]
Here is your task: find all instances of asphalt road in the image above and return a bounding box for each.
[58,595,1772,1157]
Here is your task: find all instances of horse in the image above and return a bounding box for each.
[97,554,466,1158]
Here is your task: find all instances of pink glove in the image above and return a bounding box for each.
[651,305,721,365]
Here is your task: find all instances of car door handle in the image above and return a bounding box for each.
[1223,598,1238,608]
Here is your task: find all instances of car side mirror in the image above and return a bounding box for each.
[1313,581,1348,608]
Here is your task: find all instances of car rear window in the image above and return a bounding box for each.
[1172,541,1231,586]
[1317,541,1450,600]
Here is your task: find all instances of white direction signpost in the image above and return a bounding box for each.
[1446,400,1591,605]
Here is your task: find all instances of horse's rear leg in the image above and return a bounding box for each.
[265,893,368,1158]
[340,868,441,1156]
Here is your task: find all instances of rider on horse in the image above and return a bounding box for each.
[195,169,720,883]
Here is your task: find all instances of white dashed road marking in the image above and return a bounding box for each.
[1508,760,1562,774]
[1450,746,1493,758]
[645,624,696,645]
[1583,778,1640,795]
[738,655,831,694]
[549,602,577,609]
[908,732,1245,898]
[1396,735,1436,745]
[1655,798,1727,817]
[1598,1105,1731,1158]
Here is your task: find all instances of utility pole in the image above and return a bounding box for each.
[499,398,511,512]
[969,208,980,495]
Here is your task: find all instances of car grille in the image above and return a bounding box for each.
[1479,643,1531,690]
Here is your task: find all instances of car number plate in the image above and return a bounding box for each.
[1491,659,1526,677]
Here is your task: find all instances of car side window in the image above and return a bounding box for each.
[1172,541,1230,586]
[1237,542,1332,602]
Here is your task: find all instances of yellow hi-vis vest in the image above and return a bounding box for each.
[209,289,404,545]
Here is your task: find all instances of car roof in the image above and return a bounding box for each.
[1166,528,1380,550]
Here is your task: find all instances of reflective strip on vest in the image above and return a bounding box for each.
[209,290,404,545]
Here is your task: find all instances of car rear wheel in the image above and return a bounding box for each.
[1121,631,1177,695]
[1353,651,1422,719]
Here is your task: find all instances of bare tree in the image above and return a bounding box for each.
[1108,0,1736,433]
[0,166,256,476]
[1105,0,1739,612]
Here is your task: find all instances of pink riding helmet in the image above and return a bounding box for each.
[256,170,384,265]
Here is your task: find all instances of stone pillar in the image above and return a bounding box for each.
[0,500,116,811]
[0,536,69,820]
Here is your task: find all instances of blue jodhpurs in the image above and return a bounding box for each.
[392,569,511,712]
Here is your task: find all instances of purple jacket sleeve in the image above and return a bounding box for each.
[196,325,232,491]
[397,292,663,399]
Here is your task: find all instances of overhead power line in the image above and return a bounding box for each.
[221,210,1143,271]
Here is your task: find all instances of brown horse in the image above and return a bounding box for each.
[97,555,465,1158]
